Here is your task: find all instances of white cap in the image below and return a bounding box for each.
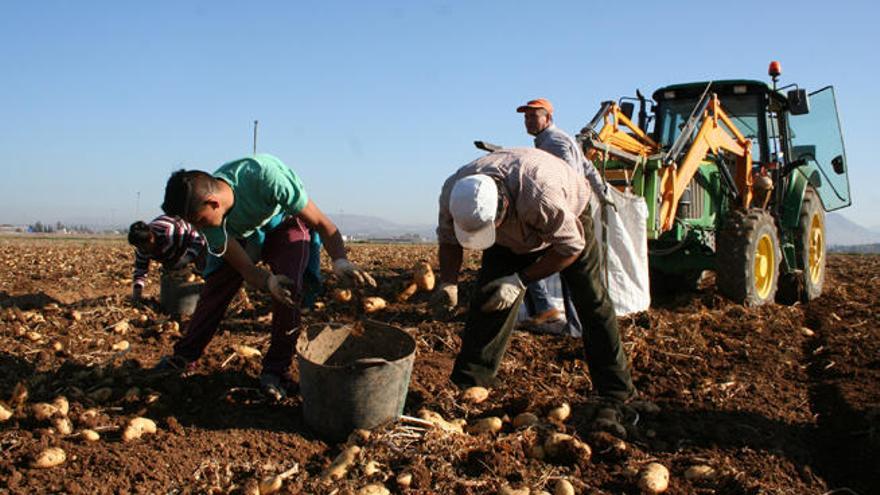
[450,174,498,250]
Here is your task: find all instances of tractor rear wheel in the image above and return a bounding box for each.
[716,208,781,306]
[778,187,826,303]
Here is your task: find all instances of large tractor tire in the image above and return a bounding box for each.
[778,187,826,303]
[716,208,781,306]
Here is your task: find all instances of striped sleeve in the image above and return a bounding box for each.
[133,249,150,287]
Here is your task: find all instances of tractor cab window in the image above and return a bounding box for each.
[657,95,765,163]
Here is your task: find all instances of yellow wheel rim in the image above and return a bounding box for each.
[754,233,775,299]
[808,213,824,283]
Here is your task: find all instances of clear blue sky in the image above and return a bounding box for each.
[2,1,878,229]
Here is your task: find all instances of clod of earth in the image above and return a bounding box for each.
[593,417,627,439]
[513,412,539,428]
[89,387,113,403]
[543,433,592,463]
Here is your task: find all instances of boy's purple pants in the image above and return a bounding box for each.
[173,217,310,375]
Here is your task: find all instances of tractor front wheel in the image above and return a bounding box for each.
[716,208,781,306]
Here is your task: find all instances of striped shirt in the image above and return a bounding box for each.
[534,123,606,194]
[133,215,205,287]
[437,148,590,257]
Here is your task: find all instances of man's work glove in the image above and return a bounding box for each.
[332,258,377,288]
[266,273,297,307]
[131,284,143,303]
[480,274,525,313]
[430,283,458,316]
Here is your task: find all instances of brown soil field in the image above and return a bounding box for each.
[1,238,878,494]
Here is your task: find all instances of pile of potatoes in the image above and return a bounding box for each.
[1,383,161,470]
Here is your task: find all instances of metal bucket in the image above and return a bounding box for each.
[159,272,203,317]
[296,320,416,442]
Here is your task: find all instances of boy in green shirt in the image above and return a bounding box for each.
[158,154,374,399]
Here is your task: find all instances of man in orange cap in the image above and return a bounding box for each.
[516,98,608,335]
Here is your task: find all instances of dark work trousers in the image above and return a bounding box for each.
[174,217,310,375]
[450,205,635,401]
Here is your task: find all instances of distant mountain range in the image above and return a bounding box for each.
[332,213,435,240]
[826,213,880,247]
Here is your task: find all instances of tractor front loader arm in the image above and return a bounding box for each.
[657,94,754,232]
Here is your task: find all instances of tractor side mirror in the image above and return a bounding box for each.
[620,102,635,121]
[832,154,846,174]
[787,88,810,115]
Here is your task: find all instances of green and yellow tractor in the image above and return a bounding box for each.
[579,62,851,305]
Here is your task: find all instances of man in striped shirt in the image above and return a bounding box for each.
[433,148,636,406]
[128,215,206,302]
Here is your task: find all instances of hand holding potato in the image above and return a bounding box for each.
[332,258,377,288]
[266,273,297,307]
[430,283,458,317]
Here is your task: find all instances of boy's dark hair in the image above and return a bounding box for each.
[128,221,151,247]
[162,169,216,218]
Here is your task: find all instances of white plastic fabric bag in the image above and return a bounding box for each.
[516,186,650,333]
[591,187,651,316]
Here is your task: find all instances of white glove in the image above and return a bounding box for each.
[430,283,458,313]
[480,274,526,313]
[266,273,296,307]
[332,258,377,287]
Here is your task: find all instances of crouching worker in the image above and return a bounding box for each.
[432,148,636,407]
[156,153,375,400]
[128,216,206,302]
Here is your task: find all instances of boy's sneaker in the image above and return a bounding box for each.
[150,355,196,376]
[260,371,298,401]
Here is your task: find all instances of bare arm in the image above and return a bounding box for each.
[297,199,347,261]
[438,242,463,284]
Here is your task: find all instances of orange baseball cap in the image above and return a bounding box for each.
[516,98,554,115]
